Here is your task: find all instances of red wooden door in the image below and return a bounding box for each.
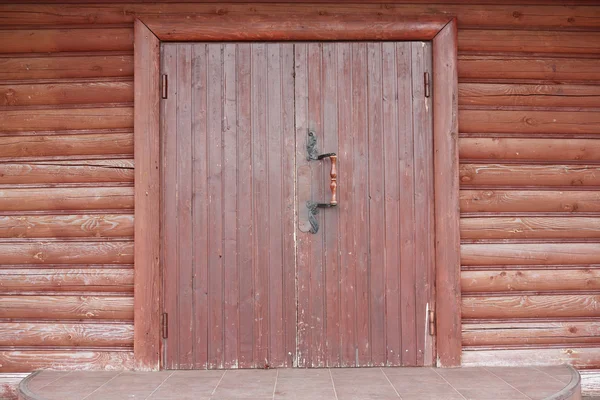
[161,42,434,369]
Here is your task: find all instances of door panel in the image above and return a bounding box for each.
[162,43,296,369]
[294,42,434,367]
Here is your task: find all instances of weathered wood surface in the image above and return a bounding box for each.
[0,351,134,372]
[462,347,600,369]
[461,217,600,239]
[460,190,600,213]
[0,323,133,347]
[0,268,133,292]
[463,295,600,319]
[463,321,600,346]
[0,241,133,264]
[0,296,133,320]
[462,269,600,292]
[461,243,600,265]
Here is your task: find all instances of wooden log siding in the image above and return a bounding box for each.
[0,2,599,372]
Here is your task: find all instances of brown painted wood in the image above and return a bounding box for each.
[466,347,600,368]
[433,19,461,367]
[0,187,133,211]
[0,28,133,53]
[0,55,133,81]
[0,107,133,132]
[0,268,133,292]
[462,294,600,319]
[461,243,600,266]
[0,159,133,185]
[460,164,600,187]
[0,350,134,372]
[462,269,600,293]
[460,190,600,213]
[459,83,600,108]
[0,81,133,107]
[0,133,133,159]
[0,241,133,264]
[462,321,600,346]
[0,296,133,320]
[0,322,133,348]
[461,217,600,239]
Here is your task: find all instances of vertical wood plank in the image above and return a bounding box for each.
[352,42,371,366]
[191,43,209,369]
[382,41,401,367]
[207,44,224,369]
[266,43,285,367]
[322,42,340,367]
[367,42,386,366]
[397,42,417,366]
[280,43,297,368]
[236,43,254,369]
[222,43,239,369]
[134,19,161,370]
[161,43,179,370]
[176,43,194,369]
[412,41,434,366]
[252,43,269,367]
[337,42,357,368]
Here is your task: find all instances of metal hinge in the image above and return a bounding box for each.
[161,74,168,99]
[428,309,435,336]
[424,71,431,98]
[162,312,168,339]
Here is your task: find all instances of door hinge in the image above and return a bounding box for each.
[161,312,168,339]
[428,309,435,336]
[424,71,431,98]
[161,74,168,99]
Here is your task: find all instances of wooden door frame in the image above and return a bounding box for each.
[133,12,460,370]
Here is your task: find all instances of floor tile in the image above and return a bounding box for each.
[212,369,277,399]
[85,371,172,400]
[147,371,223,400]
[42,371,119,400]
[274,369,335,400]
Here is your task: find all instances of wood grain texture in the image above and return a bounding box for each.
[0,28,133,54]
[0,268,133,293]
[0,323,134,347]
[461,243,600,265]
[460,190,600,213]
[461,217,600,239]
[463,321,600,346]
[0,350,134,372]
[462,269,600,293]
[0,55,133,81]
[0,159,134,185]
[0,241,133,264]
[463,294,600,319]
[0,187,133,211]
[0,133,133,159]
[0,81,133,107]
[133,19,160,371]
[0,296,133,320]
[459,164,600,187]
[462,347,600,368]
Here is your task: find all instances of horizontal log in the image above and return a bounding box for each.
[461,243,600,266]
[0,133,133,159]
[463,295,600,319]
[459,56,600,82]
[462,347,600,369]
[0,81,133,107]
[0,55,133,81]
[460,138,600,162]
[0,322,133,347]
[461,217,600,239]
[580,370,600,396]
[1,4,599,30]
[461,269,600,292]
[0,187,133,211]
[0,268,133,292]
[0,295,133,320]
[0,350,134,372]
[460,164,600,187]
[460,110,600,135]
[0,28,133,54]
[463,321,600,346]
[0,107,133,132]
[0,241,133,264]
[0,159,134,185]
[460,190,600,213]
[459,30,600,55]
[0,214,133,238]
[459,83,600,108]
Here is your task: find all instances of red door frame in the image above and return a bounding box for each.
[133,11,460,370]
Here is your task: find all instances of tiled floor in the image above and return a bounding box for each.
[20,366,577,400]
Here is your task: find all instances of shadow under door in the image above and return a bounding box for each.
[161,41,435,369]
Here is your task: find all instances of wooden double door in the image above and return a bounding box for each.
[161,41,434,369]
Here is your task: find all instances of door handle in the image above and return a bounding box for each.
[305,131,337,233]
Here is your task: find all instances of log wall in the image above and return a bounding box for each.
[0,1,599,372]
